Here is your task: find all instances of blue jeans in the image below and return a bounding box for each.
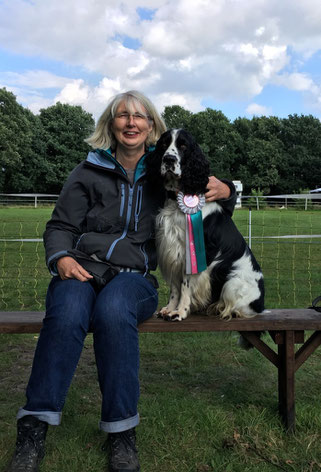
[17,272,158,433]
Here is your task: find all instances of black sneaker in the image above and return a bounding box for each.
[107,428,140,472]
[6,415,48,472]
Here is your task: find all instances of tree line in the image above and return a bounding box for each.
[1,87,320,195]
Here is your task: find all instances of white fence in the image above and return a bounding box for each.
[241,193,321,210]
[0,192,320,209]
[0,193,59,207]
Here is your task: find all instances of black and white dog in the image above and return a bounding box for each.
[146,129,264,321]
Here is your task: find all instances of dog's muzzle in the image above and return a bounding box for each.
[163,153,177,166]
[161,153,180,177]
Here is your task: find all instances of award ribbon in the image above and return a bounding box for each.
[177,192,207,274]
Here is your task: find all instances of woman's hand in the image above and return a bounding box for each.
[57,256,93,282]
[205,176,231,202]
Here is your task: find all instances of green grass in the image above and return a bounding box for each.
[0,206,320,310]
[1,332,321,471]
[1,206,321,471]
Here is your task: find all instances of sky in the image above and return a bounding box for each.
[1,0,321,122]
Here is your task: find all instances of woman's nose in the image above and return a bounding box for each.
[127,115,135,125]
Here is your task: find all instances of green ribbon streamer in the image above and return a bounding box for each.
[190,211,207,272]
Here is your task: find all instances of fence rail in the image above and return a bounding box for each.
[240,194,321,210]
[0,194,59,207]
[1,193,320,209]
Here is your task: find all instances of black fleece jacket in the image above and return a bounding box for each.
[44,149,236,275]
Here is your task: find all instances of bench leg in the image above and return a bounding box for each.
[278,330,295,432]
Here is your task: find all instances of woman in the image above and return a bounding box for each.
[7,91,236,472]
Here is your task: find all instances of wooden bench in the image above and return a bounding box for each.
[1,308,321,432]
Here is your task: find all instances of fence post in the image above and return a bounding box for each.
[34,195,38,208]
[248,207,252,249]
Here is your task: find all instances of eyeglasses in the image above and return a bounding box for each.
[114,112,151,122]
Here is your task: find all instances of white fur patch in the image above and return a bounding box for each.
[156,200,212,320]
[160,129,182,179]
[215,252,263,319]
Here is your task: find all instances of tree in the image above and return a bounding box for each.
[188,108,238,179]
[276,114,321,194]
[0,88,36,192]
[39,102,95,193]
[161,105,192,130]
[233,116,282,193]
[8,108,49,193]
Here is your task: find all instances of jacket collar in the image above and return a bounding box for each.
[86,146,154,182]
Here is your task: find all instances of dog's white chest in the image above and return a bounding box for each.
[156,202,186,277]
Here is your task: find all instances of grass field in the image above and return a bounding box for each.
[0,206,320,310]
[1,207,321,471]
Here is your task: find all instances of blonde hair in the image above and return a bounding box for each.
[85,90,166,150]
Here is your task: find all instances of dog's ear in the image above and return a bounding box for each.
[145,130,172,185]
[144,144,163,185]
[181,136,210,195]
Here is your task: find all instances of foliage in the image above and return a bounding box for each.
[0,88,38,192]
[274,114,321,194]
[232,116,282,193]
[0,88,95,194]
[1,88,321,195]
[188,108,238,179]
[162,105,192,130]
[39,102,95,193]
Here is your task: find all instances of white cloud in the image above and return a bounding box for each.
[152,92,203,114]
[1,0,321,118]
[54,79,90,105]
[0,70,71,89]
[246,103,272,116]
[273,72,315,91]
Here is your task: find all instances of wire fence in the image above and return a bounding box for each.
[0,206,320,311]
[1,192,320,210]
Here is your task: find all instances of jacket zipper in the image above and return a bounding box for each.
[134,184,143,231]
[106,184,134,261]
[120,183,125,217]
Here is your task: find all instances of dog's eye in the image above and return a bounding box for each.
[179,144,187,151]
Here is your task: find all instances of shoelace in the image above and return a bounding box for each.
[109,430,138,460]
[16,425,46,456]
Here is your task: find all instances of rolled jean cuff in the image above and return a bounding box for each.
[17,408,62,426]
[99,413,140,433]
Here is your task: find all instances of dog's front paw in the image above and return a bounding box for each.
[156,306,171,318]
[156,306,189,321]
[164,310,188,322]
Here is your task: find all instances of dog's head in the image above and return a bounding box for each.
[146,129,210,195]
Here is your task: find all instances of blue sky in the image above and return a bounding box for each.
[1,0,321,122]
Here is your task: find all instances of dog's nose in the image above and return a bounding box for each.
[163,154,177,164]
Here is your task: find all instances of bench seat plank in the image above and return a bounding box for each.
[0,308,320,334]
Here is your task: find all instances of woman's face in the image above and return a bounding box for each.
[111,100,153,153]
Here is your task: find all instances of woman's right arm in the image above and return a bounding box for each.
[56,256,93,281]
[44,164,93,281]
